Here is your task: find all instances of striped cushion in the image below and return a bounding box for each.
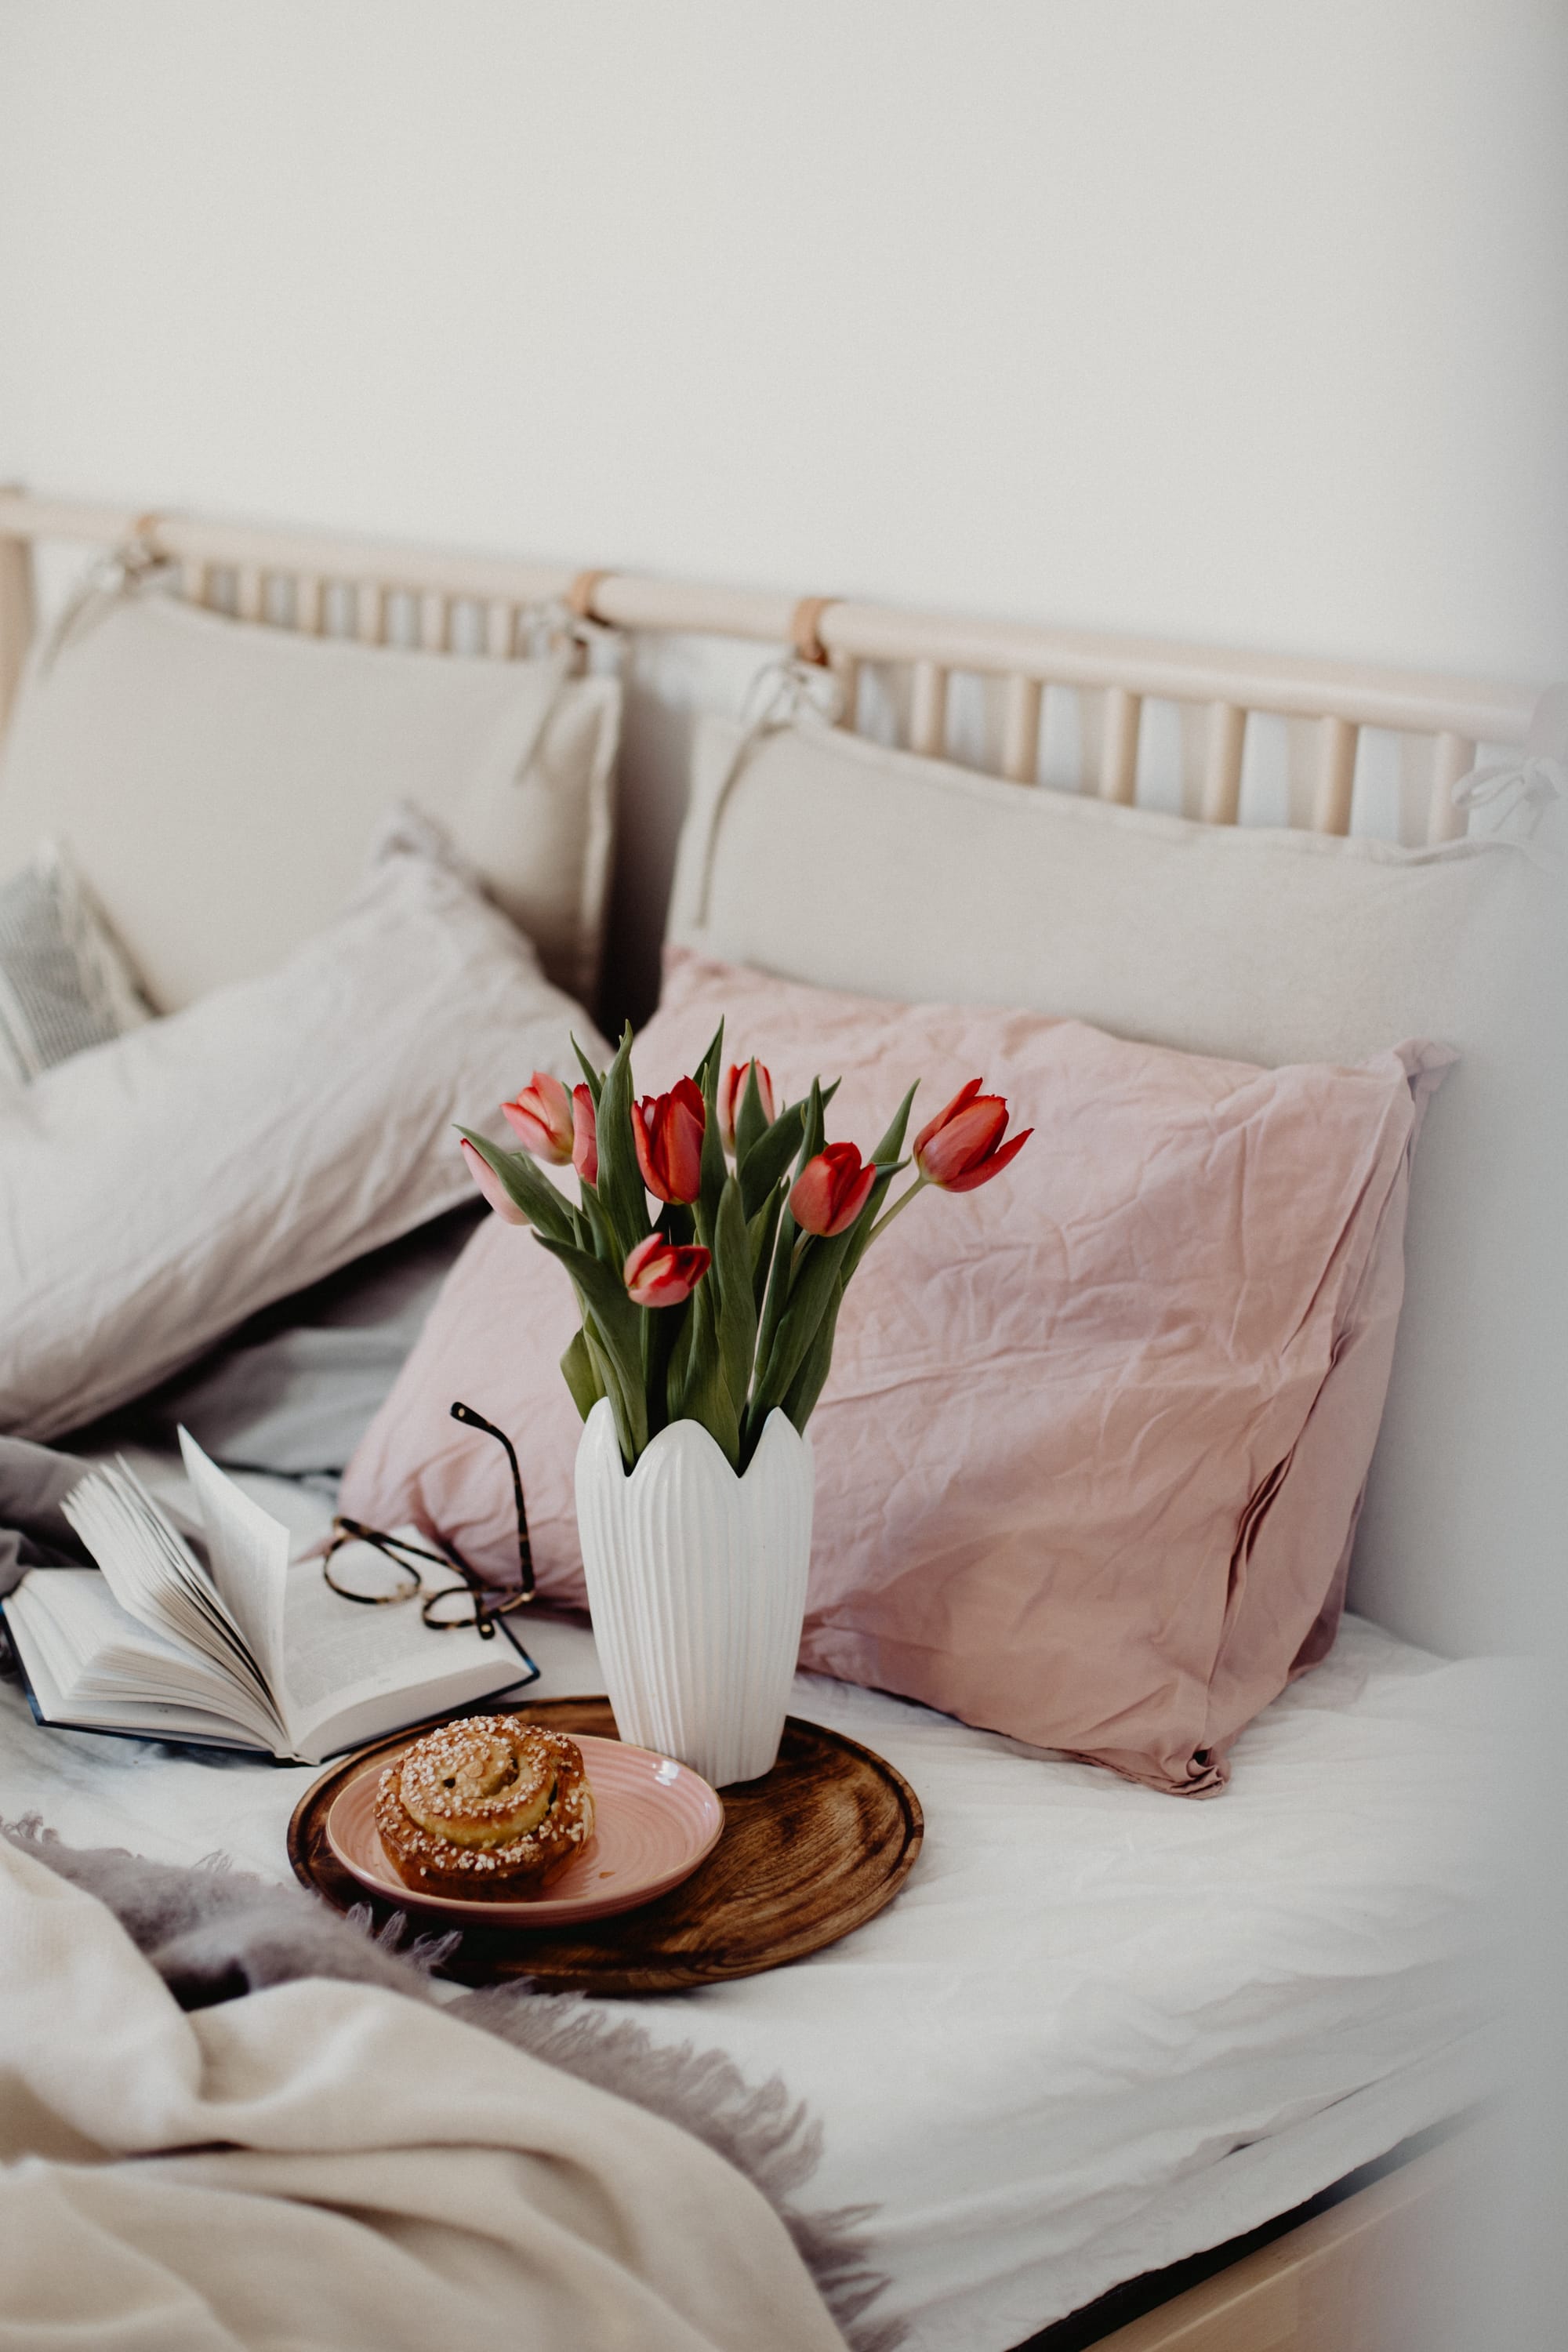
[0,842,149,1084]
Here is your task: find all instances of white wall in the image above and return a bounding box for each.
[2,0,1566,1011]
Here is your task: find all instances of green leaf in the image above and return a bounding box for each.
[735,1062,770,1165]
[747,1182,786,1315]
[665,1293,698,1422]
[560,1326,604,1421]
[581,1319,637,1466]
[751,1225,856,1422]
[780,1273,843,1436]
[694,1018,727,1250]
[579,1181,619,1268]
[751,1196,798,1416]
[800,1076,828,1168]
[593,1025,651,1261]
[713,1173,757,1416]
[839,1096,915,1285]
[738,1100,806,1218]
[869,1081,918,1169]
[692,1020,725,1097]
[531,1232,648,1457]
[642,1294,681,1439]
[676,1283,740,1466]
[570,1033,604,1108]
[456,1128,575,1244]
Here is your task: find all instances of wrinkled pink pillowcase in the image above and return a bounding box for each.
[343,949,1446,1793]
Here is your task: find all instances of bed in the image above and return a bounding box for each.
[0,487,1548,2350]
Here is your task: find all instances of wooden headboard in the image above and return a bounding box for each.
[0,487,1541,848]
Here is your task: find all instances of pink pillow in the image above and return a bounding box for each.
[342,949,1446,1793]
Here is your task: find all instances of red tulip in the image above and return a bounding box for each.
[460,1138,528,1225]
[571,1084,597,1185]
[789,1142,877,1237]
[624,1233,711,1308]
[632,1077,706,1203]
[720,1059,776,1152]
[502,1072,575,1165]
[913,1080,1033,1192]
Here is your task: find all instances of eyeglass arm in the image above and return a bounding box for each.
[449,1401,535,1598]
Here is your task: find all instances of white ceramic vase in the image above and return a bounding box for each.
[573,1396,815,1788]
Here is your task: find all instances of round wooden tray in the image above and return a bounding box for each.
[287,1697,923,1994]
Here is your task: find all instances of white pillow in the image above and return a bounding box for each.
[0,814,609,1442]
[0,591,620,1009]
[670,714,1561,1659]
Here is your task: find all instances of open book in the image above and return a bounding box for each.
[2,1431,536,1763]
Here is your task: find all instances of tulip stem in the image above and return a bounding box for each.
[866,1174,928,1243]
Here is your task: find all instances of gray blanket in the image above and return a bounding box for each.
[0,1434,87,1592]
[5,1820,902,2352]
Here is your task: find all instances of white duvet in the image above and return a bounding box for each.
[0,1472,1505,2352]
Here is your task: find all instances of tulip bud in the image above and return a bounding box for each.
[632,1077,706,1203]
[624,1232,712,1308]
[571,1083,598,1185]
[502,1072,575,1165]
[913,1080,1032,1192]
[720,1059,777,1153]
[789,1142,877,1237]
[460,1138,528,1225]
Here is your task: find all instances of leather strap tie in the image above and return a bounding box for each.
[565,568,611,623]
[789,595,837,668]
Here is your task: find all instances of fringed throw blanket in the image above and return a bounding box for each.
[1,1827,902,2351]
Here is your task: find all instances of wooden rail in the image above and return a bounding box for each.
[0,488,1541,845]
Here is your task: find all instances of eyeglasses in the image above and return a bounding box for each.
[321,1400,535,1638]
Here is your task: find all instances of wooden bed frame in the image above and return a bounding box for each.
[0,485,1518,2350]
[1029,2129,1475,2352]
[0,488,1540,848]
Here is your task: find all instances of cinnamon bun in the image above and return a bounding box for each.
[375,1716,595,1890]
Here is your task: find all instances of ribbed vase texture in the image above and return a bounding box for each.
[574,1398,815,1787]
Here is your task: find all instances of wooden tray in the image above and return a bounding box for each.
[288,1696,923,1993]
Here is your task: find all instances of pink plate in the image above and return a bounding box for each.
[325,1730,725,1926]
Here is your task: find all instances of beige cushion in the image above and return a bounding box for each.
[0,814,608,1442]
[0,592,620,1007]
[669,715,1560,1657]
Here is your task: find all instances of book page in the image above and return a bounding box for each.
[178,1428,290,1704]
[62,1465,283,1737]
[281,1536,534,1759]
[5,1571,281,1751]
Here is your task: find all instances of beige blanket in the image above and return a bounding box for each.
[0,1840,848,2351]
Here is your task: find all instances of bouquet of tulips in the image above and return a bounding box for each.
[459,1024,1030,1472]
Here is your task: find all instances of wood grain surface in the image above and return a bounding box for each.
[288,1697,923,1993]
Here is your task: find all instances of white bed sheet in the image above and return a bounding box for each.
[0,1468,1504,2352]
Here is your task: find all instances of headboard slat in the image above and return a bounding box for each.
[418,591,448,654]
[1428,734,1475,847]
[293,574,323,635]
[1200,700,1247,826]
[1314,714,1359,836]
[354,582,384,647]
[1001,673,1043,783]
[1099,687,1142,804]
[909,662,948,758]
[485,598,515,660]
